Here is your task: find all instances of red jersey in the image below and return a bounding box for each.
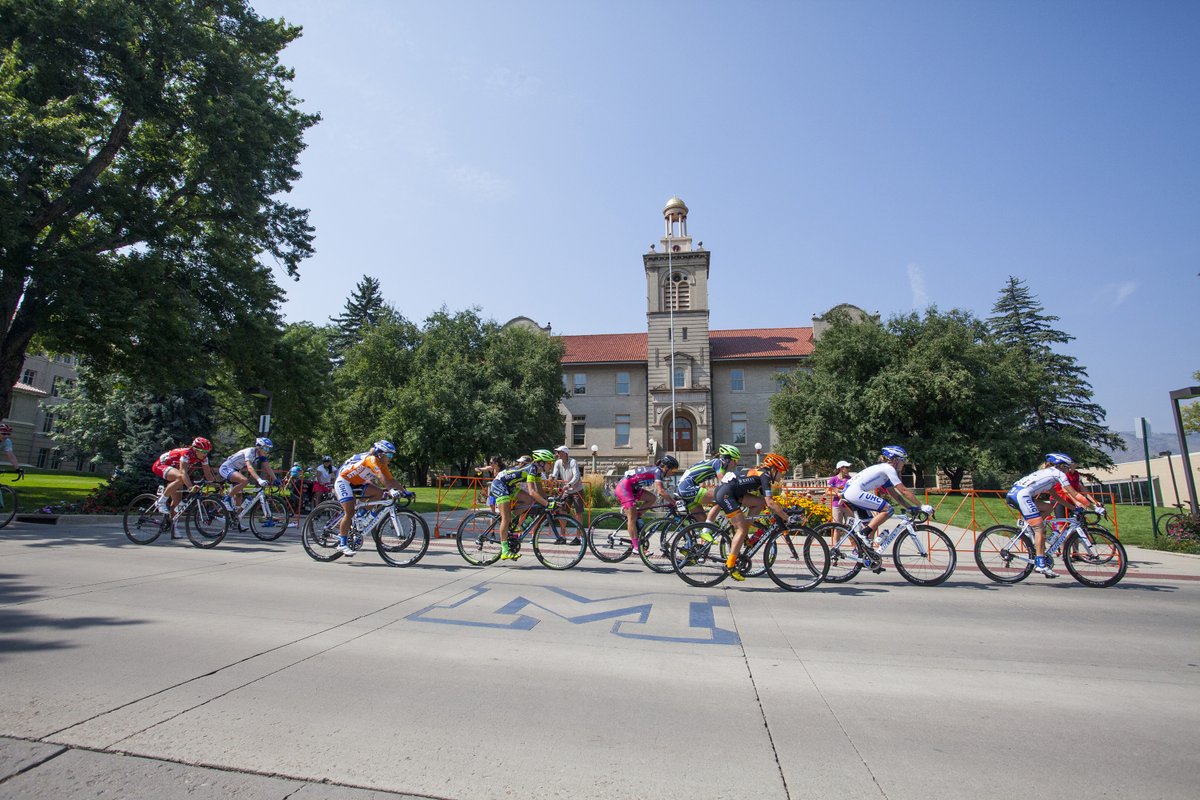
[158,447,208,471]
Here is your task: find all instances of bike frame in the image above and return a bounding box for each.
[831,511,929,564]
[1004,514,1100,564]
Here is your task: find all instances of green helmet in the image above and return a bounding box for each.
[717,444,741,460]
[531,449,556,463]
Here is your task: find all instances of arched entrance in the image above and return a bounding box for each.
[663,410,696,452]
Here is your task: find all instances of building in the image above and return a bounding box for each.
[547,198,870,473]
[1087,451,1200,508]
[4,352,105,471]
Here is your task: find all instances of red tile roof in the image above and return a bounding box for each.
[560,327,813,364]
[11,381,47,396]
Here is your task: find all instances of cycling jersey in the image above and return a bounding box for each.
[841,463,904,515]
[339,452,395,487]
[1006,467,1073,520]
[677,457,728,497]
[152,447,206,480]
[1,438,12,454]
[710,467,775,515]
[616,465,666,509]
[220,446,268,474]
[489,463,542,498]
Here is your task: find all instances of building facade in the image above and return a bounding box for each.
[3,352,104,471]
[549,198,870,473]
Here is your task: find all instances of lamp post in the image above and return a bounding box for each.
[755,442,762,465]
[590,444,598,475]
[1160,451,1181,508]
[1169,386,1200,513]
[247,387,273,434]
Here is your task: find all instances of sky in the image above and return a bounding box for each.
[252,0,1199,433]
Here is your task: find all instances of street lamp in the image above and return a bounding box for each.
[590,444,598,475]
[755,442,762,465]
[1169,386,1200,513]
[1160,451,1181,508]
[246,387,273,434]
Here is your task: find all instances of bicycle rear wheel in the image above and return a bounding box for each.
[670,523,730,587]
[532,513,587,569]
[767,526,829,591]
[0,484,17,528]
[813,522,865,583]
[457,510,502,566]
[186,497,228,549]
[301,501,344,562]
[1063,530,1127,588]
[249,495,290,541]
[586,511,634,562]
[374,509,430,567]
[974,525,1034,583]
[639,517,686,573]
[123,494,167,544]
[892,525,956,586]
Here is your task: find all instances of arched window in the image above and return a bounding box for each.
[663,271,691,311]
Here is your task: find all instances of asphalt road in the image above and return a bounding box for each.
[1,519,1198,799]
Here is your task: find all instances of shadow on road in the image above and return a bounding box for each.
[0,573,146,660]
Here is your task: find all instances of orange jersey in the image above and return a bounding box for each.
[338,453,394,486]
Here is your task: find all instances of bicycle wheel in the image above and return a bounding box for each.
[974,525,1035,583]
[670,523,730,587]
[374,509,430,567]
[301,501,344,562]
[123,494,167,544]
[249,495,290,541]
[185,497,228,549]
[0,484,18,528]
[586,511,634,562]
[532,513,587,570]
[812,523,865,583]
[1063,530,1128,588]
[637,517,686,573]
[767,526,829,592]
[1162,513,1186,539]
[457,510,503,566]
[892,525,956,586]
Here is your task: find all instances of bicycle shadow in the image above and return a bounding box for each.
[0,572,147,659]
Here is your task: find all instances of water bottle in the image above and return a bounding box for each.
[875,527,895,551]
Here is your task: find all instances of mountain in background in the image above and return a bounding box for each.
[1103,430,1200,464]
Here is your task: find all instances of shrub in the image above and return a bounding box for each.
[78,477,146,513]
[1160,513,1200,554]
[778,490,832,525]
[582,474,615,508]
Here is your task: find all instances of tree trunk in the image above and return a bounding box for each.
[0,288,43,421]
[942,466,966,491]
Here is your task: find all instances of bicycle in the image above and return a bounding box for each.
[302,491,429,566]
[1156,501,1192,539]
[122,482,227,547]
[668,517,831,591]
[219,483,292,542]
[813,509,957,586]
[456,498,587,569]
[974,508,1127,588]
[586,502,700,573]
[0,469,23,529]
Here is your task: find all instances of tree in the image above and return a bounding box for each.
[987,277,1123,467]
[1183,370,1200,434]
[0,0,318,413]
[328,275,395,358]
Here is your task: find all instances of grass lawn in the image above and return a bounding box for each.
[7,469,108,512]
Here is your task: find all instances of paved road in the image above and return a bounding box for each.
[1,519,1198,799]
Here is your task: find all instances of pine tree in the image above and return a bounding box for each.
[329,276,395,357]
[987,276,1123,467]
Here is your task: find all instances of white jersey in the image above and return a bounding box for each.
[845,462,903,494]
[1011,467,1071,496]
[220,446,265,473]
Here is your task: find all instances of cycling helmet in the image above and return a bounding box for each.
[190,436,212,452]
[373,440,397,456]
[717,444,741,460]
[256,437,273,450]
[881,445,908,461]
[531,449,556,463]
[657,454,680,470]
[0,423,12,434]
[1045,452,1074,467]
[762,453,790,473]
[322,455,333,463]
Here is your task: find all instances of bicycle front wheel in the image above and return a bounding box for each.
[532,513,587,570]
[586,511,634,562]
[0,484,17,528]
[1063,530,1128,588]
[457,510,502,566]
[1161,513,1185,539]
[639,517,687,573]
[767,526,829,591]
[813,523,865,583]
[249,496,290,541]
[974,525,1034,583]
[374,509,430,567]
[301,501,344,562]
[186,497,228,549]
[670,523,730,587]
[123,494,167,545]
[892,525,956,586]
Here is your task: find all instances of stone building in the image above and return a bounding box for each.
[4,352,106,472]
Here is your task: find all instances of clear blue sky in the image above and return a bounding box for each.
[255,0,1198,433]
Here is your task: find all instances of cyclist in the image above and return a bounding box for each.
[1006,453,1101,578]
[615,455,680,553]
[676,444,740,522]
[0,423,25,477]
[841,446,934,562]
[218,437,278,512]
[333,440,411,557]
[712,452,790,581]
[151,438,216,534]
[550,445,585,527]
[489,449,557,560]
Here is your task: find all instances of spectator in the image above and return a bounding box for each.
[829,460,853,525]
[313,456,335,505]
[551,445,585,523]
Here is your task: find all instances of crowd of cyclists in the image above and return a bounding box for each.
[146,433,1107,581]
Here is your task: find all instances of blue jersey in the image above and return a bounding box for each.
[678,457,728,495]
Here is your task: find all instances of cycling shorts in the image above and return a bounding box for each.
[1005,487,1042,521]
[218,462,244,481]
[678,485,708,510]
[842,485,891,515]
[334,476,356,504]
[615,478,652,510]
[151,461,176,480]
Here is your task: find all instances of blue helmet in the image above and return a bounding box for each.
[1045,452,1074,467]
[881,445,908,461]
[256,437,273,450]
[373,440,397,456]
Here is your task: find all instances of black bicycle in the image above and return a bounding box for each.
[669,517,831,591]
[0,469,23,529]
[122,482,227,546]
[457,498,587,569]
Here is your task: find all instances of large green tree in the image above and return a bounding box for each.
[987,277,1123,467]
[0,0,317,413]
[1183,370,1200,434]
[328,275,395,359]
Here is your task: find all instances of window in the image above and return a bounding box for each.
[42,412,54,433]
[682,327,688,341]
[731,369,745,392]
[615,414,630,447]
[36,448,49,469]
[51,449,63,469]
[573,373,587,395]
[616,372,630,395]
[663,271,691,311]
[571,416,586,446]
[21,369,36,386]
[731,412,748,445]
[674,368,686,388]
[51,376,63,397]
